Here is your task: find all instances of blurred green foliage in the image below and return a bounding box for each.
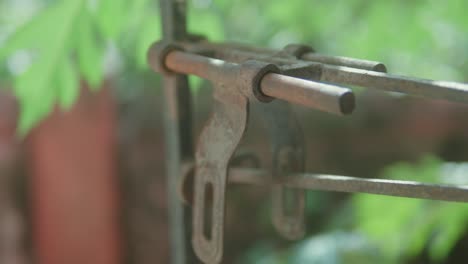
[241,231,381,264]
[1,0,160,134]
[1,0,467,134]
[354,156,468,263]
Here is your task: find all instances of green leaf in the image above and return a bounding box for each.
[56,58,79,110]
[352,156,443,260]
[14,0,84,135]
[429,200,468,260]
[353,194,423,260]
[95,0,128,39]
[0,4,64,63]
[352,156,468,262]
[127,0,151,27]
[76,9,104,89]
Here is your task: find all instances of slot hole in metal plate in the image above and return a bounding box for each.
[203,182,214,240]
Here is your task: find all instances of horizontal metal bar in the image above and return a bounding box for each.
[260,74,355,114]
[301,53,387,72]
[194,42,386,72]
[182,42,468,105]
[227,168,468,203]
[166,49,238,82]
[165,50,354,115]
[319,66,468,104]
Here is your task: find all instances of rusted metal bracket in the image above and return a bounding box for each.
[255,100,306,240]
[256,45,316,240]
[148,37,468,264]
[149,40,355,263]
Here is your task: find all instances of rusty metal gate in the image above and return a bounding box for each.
[151,1,468,263]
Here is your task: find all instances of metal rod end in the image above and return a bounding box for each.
[373,63,387,73]
[340,91,355,115]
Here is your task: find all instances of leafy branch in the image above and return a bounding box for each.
[1,0,158,135]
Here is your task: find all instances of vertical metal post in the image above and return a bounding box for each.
[159,0,192,264]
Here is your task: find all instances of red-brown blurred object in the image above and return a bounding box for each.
[0,90,27,264]
[29,84,122,264]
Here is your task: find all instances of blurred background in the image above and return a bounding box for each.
[1,0,468,263]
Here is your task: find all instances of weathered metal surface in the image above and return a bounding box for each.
[160,0,187,41]
[189,41,387,72]
[149,48,356,115]
[301,53,387,72]
[255,100,306,240]
[319,67,468,103]
[159,1,192,263]
[255,45,307,240]
[189,59,293,263]
[160,76,192,264]
[192,87,248,264]
[150,42,289,263]
[260,74,355,114]
[180,41,468,105]
[181,166,468,203]
[149,33,468,263]
[227,168,468,203]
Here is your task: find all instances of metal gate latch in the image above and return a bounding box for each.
[149,40,354,263]
[148,37,468,264]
